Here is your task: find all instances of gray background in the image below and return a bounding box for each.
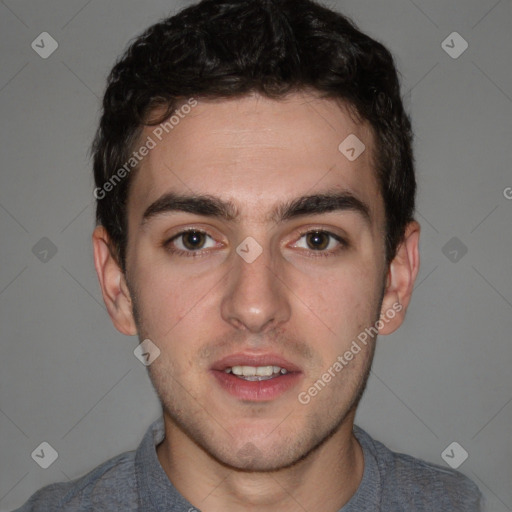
[1,0,511,510]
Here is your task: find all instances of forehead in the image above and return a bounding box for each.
[128,92,383,225]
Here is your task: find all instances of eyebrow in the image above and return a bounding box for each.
[142,193,239,224]
[141,190,371,226]
[272,191,371,225]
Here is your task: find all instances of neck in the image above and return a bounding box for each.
[156,412,364,512]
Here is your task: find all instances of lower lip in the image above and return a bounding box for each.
[211,370,302,401]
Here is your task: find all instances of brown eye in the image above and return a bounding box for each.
[181,230,207,250]
[291,230,347,256]
[166,229,217,255]
[305,231,330,250]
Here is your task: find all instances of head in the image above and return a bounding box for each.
[92,0,420,472]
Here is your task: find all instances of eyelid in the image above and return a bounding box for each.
[288,228,348,256]
[164,228,222,257]
[164,225,222,244]
[168,227,211,240]
[163,226,348,258]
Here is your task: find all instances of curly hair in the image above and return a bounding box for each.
[92,0,416,270]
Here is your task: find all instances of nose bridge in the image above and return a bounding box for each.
[220,241,290,333]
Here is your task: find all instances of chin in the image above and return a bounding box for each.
[216,443,304,473]
[204,424,325,473]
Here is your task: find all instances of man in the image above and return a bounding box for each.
[15,0,482,510]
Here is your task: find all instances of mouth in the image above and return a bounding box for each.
[210,354,302,401]
[224,365,290,381]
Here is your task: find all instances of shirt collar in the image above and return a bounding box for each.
[135,417,381,511]
[135,417,197,511]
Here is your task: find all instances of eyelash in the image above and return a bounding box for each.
[163,228,348,258]
[164,228,218,258]
[293,229,347,258]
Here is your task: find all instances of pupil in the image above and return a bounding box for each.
[307,232,328,250]
[183,231,204,250]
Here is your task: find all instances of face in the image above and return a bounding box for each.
[100,92,408,471]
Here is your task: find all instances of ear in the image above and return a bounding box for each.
[378,221,420,335]
[92,226,137,336]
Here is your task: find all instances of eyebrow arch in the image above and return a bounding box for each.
[141,190,371,226]
[270,191,371,225]
[142,193,239,225]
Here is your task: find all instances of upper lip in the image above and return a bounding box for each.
[211,352,302,372]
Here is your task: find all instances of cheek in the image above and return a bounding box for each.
[291,264,379,336]
[130,249,224,341]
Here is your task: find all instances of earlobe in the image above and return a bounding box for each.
[92,226,138,336]
[379,221,420,335]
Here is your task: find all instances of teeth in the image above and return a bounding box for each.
[256,366,273,376]
[225,365,288,377]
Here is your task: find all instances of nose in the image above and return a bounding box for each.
[220,243,291,333]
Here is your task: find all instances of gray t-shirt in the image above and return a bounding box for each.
[13,417,482,511]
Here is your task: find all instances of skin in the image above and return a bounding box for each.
[93,91,420,511]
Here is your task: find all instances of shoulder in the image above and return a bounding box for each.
[354,426,483,511]
[12,450,138,512]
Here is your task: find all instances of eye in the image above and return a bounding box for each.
[292,230,346,255]
[166,229,217,255]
